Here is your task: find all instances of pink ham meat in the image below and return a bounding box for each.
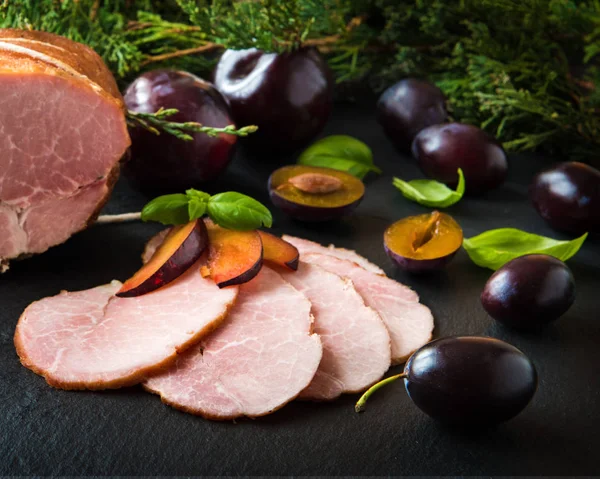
[144,267,323,419]
[14,260,238,390]
[282,235,385,275]
[302,253,433,363]
[280,262,391,401]
[0,29,130,271]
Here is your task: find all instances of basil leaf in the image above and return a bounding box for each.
[188,198,207,221]
[298,135,381,179]
[463,228,588,270]
[141,193,190,225]
[185,189,211,203]
[207,192,273,231]
[393,168,465,208]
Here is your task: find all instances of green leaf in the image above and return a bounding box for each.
[298,135,381,179]
[141,194,190,226]
[393,168,465,208]
[207,192,273,231]
[188,198,207,221]
[185,189,211,203]
[463,229,588,270]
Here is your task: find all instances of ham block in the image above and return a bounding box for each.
[14,260,238,390]
[302,253,434,363]
[282,235,385,274]
[144,267,323,419]
[0,29,130,270]
[280,262,391,401]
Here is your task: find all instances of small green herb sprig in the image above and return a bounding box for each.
[463,229,588,270]
[141,189,272,231]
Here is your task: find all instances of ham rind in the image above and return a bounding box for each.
[0,29,130,269]
[280,262,391,401]
[282,235,385,274]
[14,260,238,390]
[302,253,433,363]
[144,267,323,419]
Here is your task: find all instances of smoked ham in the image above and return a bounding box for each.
[282,235,385,274]
[302,253,434,363]
[14,260,237,389]
[0,29,130,271]
[281,262,391,401]
[145,267,322,419]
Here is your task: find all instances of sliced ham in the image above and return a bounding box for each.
[0,29,130,270]
[144,267,322,419]
[282,235,386,275]
[280,262,391,401]
[302,253,433,363]
[14,260,238,390]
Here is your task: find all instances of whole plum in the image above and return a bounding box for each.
[214,47,333,154]
[481,254,575,329]
[530,161,600,235]
[377,79,447,151]
[124,70,237,192]
[412,123,508,195]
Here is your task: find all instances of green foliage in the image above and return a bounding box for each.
[2,0,600,160]
[393,169,465,208]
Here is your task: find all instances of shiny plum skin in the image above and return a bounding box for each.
[214,47,333,154]
[124,70,237,192]
[530,162,600,235]
[481,254,575,329]
[412,123,508,195]
[404,336,537,426]
[377,79,447,151]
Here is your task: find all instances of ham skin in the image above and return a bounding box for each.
[302,253,434,363]
[280,262,391,401]
[281,235,385,274]
[0,29,130,269]
[14,259,238,390]
[144,267,323,419]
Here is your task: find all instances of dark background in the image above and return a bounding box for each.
[1,101,599,476]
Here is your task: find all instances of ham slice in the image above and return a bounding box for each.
[302,253,433,363]
[282,235,385,274]
[280,262,391,401]
[14,260,238,390]
[144,267,322,419]
[0,29,130,270]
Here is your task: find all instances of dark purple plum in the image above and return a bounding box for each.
[481,254,575,329]
[356,336,538,427]
[383,211,463,272]
[124,70,237,192]
[377,78,447,151]
[213,47,333,154]
[268,165,364,222]
[530,162,600,235]
[412,123,508,195]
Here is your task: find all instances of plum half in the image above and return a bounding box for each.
[268,165,365,222]
[412,123,508,195]
[356,336,538,426]
[377,78,447,152]
[205,219,263,288]
[117,219,208,298]
[384,211,463,272]
[481,254,575,329]
[530,161,600,235]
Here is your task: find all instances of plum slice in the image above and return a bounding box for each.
[205,219,263,288]
[257,231,299,271]
[384,211,463,272]
[268,165,364,221]
[117,219,208,298]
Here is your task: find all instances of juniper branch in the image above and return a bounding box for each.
[125,108,258,141]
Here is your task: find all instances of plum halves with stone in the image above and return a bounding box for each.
[214,47,333,154]
[124,70,237,191]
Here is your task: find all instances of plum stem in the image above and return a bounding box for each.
[95,212,142,225]
[355,373,407,413]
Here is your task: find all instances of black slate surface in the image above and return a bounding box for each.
[1,102,599,476]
